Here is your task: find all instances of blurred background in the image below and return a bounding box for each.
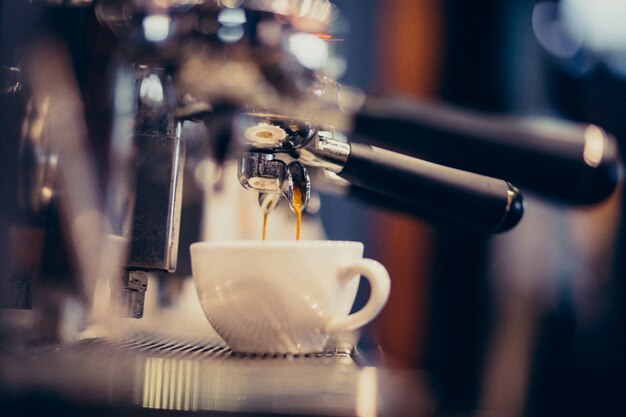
[2,1,626,416]
[326,0,626,416]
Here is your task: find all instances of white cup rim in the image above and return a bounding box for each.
[190,240,364,251]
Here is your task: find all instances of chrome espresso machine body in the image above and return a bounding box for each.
[0,1,622,416]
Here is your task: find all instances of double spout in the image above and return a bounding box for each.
[238,153,311,216]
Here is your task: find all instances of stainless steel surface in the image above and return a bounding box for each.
[285,160,311,212]
[294,130,351,174]
[111,270,150,319]
[238,153,311,212]
[126,130,186,272]
[258,192,281,214]
[0,313,434,417]
[0,66,22,95]
[125,68,185,273]
[134,68,178,138]
[105,66,187,318]
[238,152,287,194]
[237,112,318,153]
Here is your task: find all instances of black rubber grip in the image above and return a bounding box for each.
[353,96,621,205]
[339,143,524,234]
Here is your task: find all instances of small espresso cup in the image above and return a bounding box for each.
[190,240,391,354]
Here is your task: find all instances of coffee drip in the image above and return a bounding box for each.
[262,213,269,241]
[292,187,304,241]
[258,189,304,241]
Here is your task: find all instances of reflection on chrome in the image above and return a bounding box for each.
[138,351,364,414]
[142,357,201,411]
[356,367,378,417]
[583,125,606,168]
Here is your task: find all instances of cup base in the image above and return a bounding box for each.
[222,336,329,356]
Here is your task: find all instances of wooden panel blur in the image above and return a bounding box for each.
[370,0,444,367]
[374,0,443,96]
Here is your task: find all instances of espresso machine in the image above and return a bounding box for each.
[0,1,621,416]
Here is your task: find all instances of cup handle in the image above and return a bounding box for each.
[325,259,391,333]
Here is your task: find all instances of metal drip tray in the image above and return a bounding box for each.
[82,337,354,360]
[0,312,433,416]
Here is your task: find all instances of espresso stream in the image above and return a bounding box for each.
[261,189,303,241]
[262,212,269,240]
[293,187,303,241]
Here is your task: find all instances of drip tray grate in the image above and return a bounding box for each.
[79,334,356,362]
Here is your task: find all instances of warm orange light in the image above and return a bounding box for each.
[314,32,332,40]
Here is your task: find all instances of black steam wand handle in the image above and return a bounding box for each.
[352,96,621,205]
[338,143,524,234]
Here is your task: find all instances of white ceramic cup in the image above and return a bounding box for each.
[190,240,391,354]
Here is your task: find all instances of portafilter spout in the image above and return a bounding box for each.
[238,153,311,216]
